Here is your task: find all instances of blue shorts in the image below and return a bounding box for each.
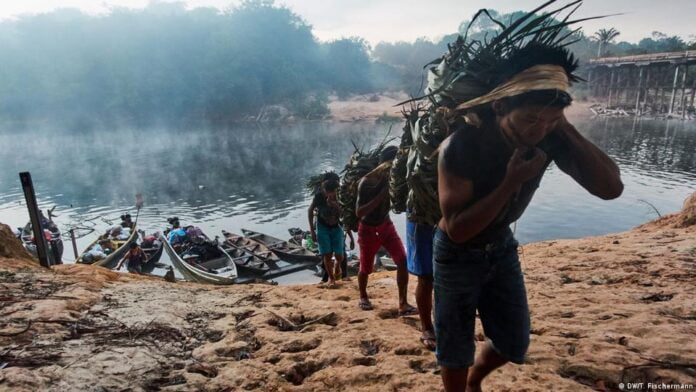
[316,223,345,256]
[433,228,530,368]
[406,220,435,277]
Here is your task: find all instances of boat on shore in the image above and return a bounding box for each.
[135,233,165,274]
[223,245,271,276]
[19,221,64,265]
[241,228,320,263]
[160,227,238,285]
[76,224,138,269]
[221,230,280,264]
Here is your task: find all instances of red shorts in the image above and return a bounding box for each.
[358,220,406,275]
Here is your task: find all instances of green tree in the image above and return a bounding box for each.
[593,28,621,57]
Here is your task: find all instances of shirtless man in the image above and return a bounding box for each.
[355,146,416,315]
[435,78,623,390]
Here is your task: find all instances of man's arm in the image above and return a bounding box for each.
[552,117,623,200]
[307,199,317,241]
[115,254,127,270]
[345,229,355,250]
[355,178,388,218]
[438,138,548,243]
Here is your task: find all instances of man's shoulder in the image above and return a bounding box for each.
[441,124,485,162]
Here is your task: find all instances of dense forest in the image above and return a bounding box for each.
[0,1,693,127]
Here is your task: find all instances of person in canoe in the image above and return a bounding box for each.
[167,226,188,251]
[355,146,416,315]
[308,174,354,286]
[120,214,134,229]
[115,242,146,274]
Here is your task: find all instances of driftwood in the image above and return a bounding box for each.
[266,309,336,332]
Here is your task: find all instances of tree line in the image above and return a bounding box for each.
[0,1,691,127]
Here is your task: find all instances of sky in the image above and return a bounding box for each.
[0,0,694,45]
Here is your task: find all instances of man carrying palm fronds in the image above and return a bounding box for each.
[405,2,624,390]
[355,146,417,315]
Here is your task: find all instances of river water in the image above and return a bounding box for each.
[1,117,694,283]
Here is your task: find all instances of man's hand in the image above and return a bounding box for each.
[505,147,547,187]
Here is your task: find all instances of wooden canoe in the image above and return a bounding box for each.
[222,245,271,275]
[221,230,280,263]
[160,230,238,285]
[241,228,320,263]
[138,236,165,274]
[20,222,64,264]
[76,224,138,269]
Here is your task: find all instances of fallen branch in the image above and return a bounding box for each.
[266,309,297,330]
[298,313,336,331]
[232,288,274,306]
[265,310,336,331]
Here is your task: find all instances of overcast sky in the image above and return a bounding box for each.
[1,0,694,44]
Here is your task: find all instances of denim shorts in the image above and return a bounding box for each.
[406,220,435,277]
[316,223,345,256]
[433,228,530,368]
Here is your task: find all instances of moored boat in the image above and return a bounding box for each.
[241,228,320,263]
[161,226,238,285]
[221,230,280,263]
[76,223,138,269]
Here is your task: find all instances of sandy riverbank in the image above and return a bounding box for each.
[327,92,597,123]
[1,193,694,391]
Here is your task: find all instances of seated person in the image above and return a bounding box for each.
[120,214,134,229]
[167,227,188,249]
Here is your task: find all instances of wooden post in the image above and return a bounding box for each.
[608,69,615,107]
[680,65,689,119]
[659,66,667,113]
[640,68,650,115]
[70,229,79,259]
[19,172,51,268]
[669,65,681,114]
[690,78,696,116]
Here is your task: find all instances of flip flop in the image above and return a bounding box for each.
[398,305,418,317]
[359,299,374,311]
[420,331,437,351]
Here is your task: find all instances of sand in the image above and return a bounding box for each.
[326,92,597,123]
[1,193,695,391]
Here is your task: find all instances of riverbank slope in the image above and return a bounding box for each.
[0,193,694,391]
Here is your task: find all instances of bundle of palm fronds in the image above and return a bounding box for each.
[392,0,598,225]
[306,171,340,195]
[413,0,595,108]
[389,109,417,214]
[339,139,393,232]
[404,107,457,226]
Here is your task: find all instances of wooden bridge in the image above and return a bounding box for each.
[585,51,696,117]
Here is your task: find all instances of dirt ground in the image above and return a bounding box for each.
[1,193,695,391]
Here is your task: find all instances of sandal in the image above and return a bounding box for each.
[358,299,374,311]
[420,330,437,351]
[398,305,418,317]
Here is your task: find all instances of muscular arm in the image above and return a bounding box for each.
[438,138,520,243]
[355,178,388,218]
[553,118,623,200]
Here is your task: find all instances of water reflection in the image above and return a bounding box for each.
[0,117,694,270]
